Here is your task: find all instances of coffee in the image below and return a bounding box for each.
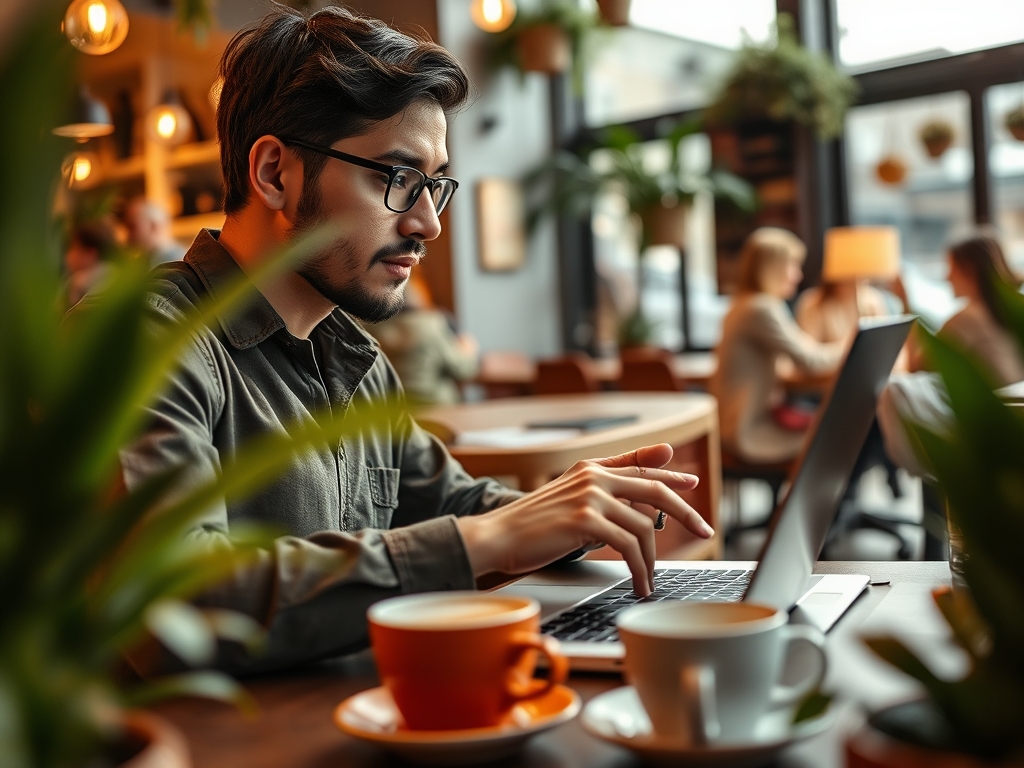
[372,595,530,629]
[368,592,568,731]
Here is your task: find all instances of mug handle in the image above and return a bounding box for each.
[769,624,828,708]
[680,665,721,745]
[504,633,568,703]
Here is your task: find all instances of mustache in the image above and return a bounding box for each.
[371,239,427,266]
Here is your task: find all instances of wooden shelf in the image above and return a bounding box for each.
[171,212,224,243]
[168,140,220,170]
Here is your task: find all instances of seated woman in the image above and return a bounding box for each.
[919,234,1024,386]
[710,227,845,464]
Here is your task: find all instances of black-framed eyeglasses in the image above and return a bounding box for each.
[280,136,459,215]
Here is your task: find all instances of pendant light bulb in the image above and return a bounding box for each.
[63,0,129,55]
[147,91,192,146]
[471,0,517,33]
[61,151,100,189]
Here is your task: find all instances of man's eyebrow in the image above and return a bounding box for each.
[377,150,450,177]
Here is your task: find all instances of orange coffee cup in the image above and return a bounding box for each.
[368,592,568,731]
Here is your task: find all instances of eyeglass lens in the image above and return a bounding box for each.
[386,168,456,214]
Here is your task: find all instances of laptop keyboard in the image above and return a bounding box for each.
[541,568,752,643]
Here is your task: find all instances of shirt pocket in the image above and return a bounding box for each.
[366,466,400,527]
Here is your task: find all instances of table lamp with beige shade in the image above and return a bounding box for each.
[797,226,903,344]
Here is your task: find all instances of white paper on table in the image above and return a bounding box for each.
[454,426,582,448]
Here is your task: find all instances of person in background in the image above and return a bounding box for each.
[366,274,479,407]
[64,219,117,308]
[710,227,845,464]
[913,234,1024,387]
[795,278,898,344]
[123,197,187,267]
[881,234,1024,477]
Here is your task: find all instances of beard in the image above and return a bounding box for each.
[291,180,426,323]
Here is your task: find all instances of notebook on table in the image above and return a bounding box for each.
[496,315,915,672]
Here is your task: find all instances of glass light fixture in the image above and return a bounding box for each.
[471,0,517,33]
[63,0,129,55]
[61,151,100,189]
[146,90,192,146]
[53,85,114,141]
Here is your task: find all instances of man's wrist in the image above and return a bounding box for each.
[455,514,499,578]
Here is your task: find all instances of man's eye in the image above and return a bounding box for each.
[391,170,413,190]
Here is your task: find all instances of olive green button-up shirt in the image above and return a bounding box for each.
[118,230,520,673]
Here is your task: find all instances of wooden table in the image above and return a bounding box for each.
[151,561,952,768]
[419,392,721,561]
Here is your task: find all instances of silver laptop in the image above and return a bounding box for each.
[497,315,915,672]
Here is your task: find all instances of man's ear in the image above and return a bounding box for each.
[248,136,300,212]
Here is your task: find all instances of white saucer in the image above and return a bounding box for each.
[581,686,835,768]
[333,684,581,765]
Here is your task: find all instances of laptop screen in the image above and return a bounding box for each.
[744,316,914,611]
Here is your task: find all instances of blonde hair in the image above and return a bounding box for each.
[736,227,806,294]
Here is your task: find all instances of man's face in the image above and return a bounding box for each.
[290,99,448,323]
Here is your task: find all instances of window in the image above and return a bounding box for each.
[583,0,776,126]
[844,92,974,329]
[591,133,721,351]
[986,81,1024,270]
[835,0,1024,72]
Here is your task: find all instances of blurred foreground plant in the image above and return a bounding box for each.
[862,282,1024,762]
[0,7,397,768]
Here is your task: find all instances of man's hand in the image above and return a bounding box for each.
[455,443,713,597]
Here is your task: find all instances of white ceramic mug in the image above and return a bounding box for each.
[616,601,827,745]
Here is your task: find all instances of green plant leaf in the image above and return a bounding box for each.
[144,600,217,667]
[122,671,257,715]
[792,689,832,725]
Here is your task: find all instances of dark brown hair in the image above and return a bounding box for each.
[949,235,1021,329]
[216,4,470,215]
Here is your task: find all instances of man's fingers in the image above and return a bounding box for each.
[591,443,674,471]
[608,465,700,491]
[584,506,655,596]
[608,474,714,538]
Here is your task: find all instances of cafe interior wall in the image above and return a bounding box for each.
[437,0,563,359]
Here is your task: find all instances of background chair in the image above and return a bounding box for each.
[619,357,682,392]
[720,448,796,547]
[534,353,600,395]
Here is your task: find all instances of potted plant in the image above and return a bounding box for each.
[704,13,859,141]
[876,155,908,185]
[596,0,631,27]
[487,0,603,91]
[2,7,392,767]
[1004,104,1024,142]
[919,119,955,158]
[846,284,1024,767]
[525,120,754,348]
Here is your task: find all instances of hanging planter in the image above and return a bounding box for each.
[640,201,688,249]
[918,119,955,159]
[514,23,571,74]
[876,155,907,185]
[1005,105,1024,142]
[596,0,631,27]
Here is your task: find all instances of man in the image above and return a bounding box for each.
[120,5,713,673]
[123,197,187,266]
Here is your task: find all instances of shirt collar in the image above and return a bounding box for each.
[183,228,380,352]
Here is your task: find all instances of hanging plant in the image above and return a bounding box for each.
[876,155,907,185]
[1005,105,1024,142]
[487,0,605,93]
[704,13,859,140]
[596,0,631,27]
[919,119,955,159]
